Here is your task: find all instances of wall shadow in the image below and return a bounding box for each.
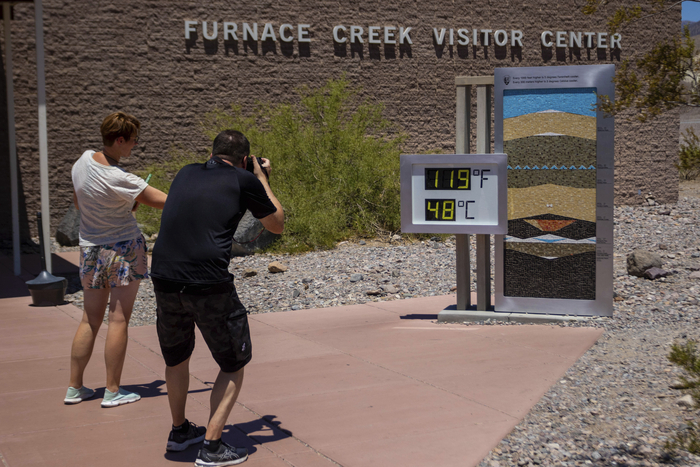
[185,32,198,54]
[224,39,239,55]
[350,42,363,59]
[204,39,218,55]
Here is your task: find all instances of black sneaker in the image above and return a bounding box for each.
[195,441,248,466]
[166,420,206,452]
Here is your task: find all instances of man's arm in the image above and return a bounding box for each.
[253,157,284,234]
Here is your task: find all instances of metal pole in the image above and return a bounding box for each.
[4,3,20,276]
[455,84,471,310]
[476,85,492,311]
[35,0,51,272]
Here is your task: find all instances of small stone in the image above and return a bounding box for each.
[292,289,301,298]
[291,305,301,310]
[644,267,670,280]
[677,394,695,408]
[302,278,313,284]
[359,240,366,245]
[450,286,458,292]
[366,289,382,296]
[268,261,288,273]
[381,285,398,294]
[627,250,663,277]
[692,252,700,258]
[670,379,687,390]
[689,271,700,280]
[658,244,669,250]
[391,270,401,278]
[243,268,257,277]
[350,274,363,282]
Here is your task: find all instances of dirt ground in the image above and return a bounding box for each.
[680,179,700,199]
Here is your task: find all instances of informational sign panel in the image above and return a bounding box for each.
[493,64,614,317]
[400,154,507,234]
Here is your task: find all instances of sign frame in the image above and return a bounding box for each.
[400,153,508,235]
[493,64,615,317]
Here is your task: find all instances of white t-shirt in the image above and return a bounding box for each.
[72,150,148,246]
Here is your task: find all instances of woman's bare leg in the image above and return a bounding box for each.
[69,288,109,389]
[104,279,141,392]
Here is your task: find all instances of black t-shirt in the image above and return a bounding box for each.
[150,157,277,284]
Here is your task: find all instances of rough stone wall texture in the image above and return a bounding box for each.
[0,0,680,237]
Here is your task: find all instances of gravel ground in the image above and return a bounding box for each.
[50,181,700,465]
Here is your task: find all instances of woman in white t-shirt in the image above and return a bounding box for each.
[64,112,167,408]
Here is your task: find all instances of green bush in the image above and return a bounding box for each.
[665,340,700,456]
[677,128,700,181]
[136,77,406,252]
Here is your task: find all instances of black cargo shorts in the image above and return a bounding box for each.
[153,277,252,373]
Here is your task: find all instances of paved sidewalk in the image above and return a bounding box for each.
[0,254,602,467]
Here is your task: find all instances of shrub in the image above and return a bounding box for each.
[136,77,406,252]
[677,128,700,181]
[665,340,700,456]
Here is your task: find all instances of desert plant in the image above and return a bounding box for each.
[136,77,406,252]
[677,128,700,181]
[664,340,700,456]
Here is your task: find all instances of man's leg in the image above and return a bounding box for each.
[206,367,244,441]
[165,356,191,427]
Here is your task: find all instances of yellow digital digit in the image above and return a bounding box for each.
[434,170,439,188]
[458,169,470,189]
[427,201,439,220]
[450,170,454,188]
[442,200,454,220]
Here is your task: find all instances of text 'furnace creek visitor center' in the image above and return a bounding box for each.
[0,0,681,242]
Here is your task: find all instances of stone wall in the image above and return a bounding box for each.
[0,0,680,236]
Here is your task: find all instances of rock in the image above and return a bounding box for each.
[268,261,288,273]
[627,250,663,277]
[350,274,363,282]
[690,271,700,280]
[359,240,366,245]
[150,233,158,241]
[658,244,669,250]
[292,289,301,298]
[644,267,670,280]
[381,284,398,294]
[366,289,382,296]
[391,234,401,241]
[391,270,400,278]
[692,252,700,258]
[243,268,257,278]
[302,278,313,284]
[670,379,687,390]
[230,210,281,257]
[677,394,695,408]
[56,204,80,246]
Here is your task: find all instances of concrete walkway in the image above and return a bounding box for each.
[0,253,602,467]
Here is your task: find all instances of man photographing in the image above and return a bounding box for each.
[151,130,284,466]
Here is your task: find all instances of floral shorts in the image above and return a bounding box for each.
[79,236,149,289]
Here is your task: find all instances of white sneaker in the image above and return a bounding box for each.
[64,386,95,404]
[101,387,141,408]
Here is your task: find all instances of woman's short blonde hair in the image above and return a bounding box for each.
[100,112,140,146]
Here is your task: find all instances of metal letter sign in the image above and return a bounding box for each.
[400,154,507,235]
[494,65,614,317]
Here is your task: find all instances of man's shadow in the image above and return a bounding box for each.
[164,415,291,462]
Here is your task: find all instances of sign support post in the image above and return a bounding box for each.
[455,76,495,311]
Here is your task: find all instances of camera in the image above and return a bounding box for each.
[246,156,269,180]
